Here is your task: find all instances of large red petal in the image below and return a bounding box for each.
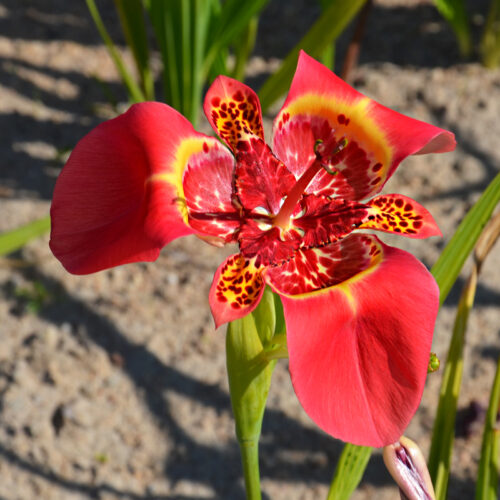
[272,51,455,201]
[204,76,264,153]
[278,240,438,447]
[50,102,227,274]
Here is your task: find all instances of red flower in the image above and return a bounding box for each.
[50,52,455,447]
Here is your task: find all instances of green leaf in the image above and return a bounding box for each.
[113,0,154,100]
[480,0,500,68]
[327,444,372,500]
[429,210,500,499]
[231,16,259,81]
[431,172,500,306]
[433,0,472,57]
[476,356,500,500]
[204,0,269,77]
[86,0,145,103]
[428,267,477,500]
[0,216,50,256]
[258,0,366,112]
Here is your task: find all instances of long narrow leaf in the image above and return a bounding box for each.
[429,211,500,499]
[86,0,145,103]
[434,0,472,57]
[476,357,500,500]
[428,266,477,500]
[258,0,366,112]
[327,444,372,500]
[481,0,500,68]
[114,0,154,100]
[0,216,50,256]
[204,0,268,78]
[432,172,500,305]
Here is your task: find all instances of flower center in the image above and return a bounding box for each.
[272,137,348,231]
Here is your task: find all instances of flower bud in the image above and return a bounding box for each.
[383,436,436,500]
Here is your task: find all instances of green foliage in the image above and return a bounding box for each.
[0,216,50,257]
[114,0,154,100]
[481,0,500,68]
[86,0,146,103]
[431,173,500,306]
[476,356,500,500]
[258,0,366,112]
[15,281,51,314]
[226,287,278,499]
[428,266,477,499]
[434,0,472,57]
[327,444,372,500]
[429,210,500,499]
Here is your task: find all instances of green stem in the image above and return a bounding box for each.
[239,438,262,500]
[226,288,278,500]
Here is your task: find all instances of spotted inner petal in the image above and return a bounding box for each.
[359,194,441,239]
[204,76,264,153]
[265,234,383,296]
[292,194,368,248]
[235,136,296,215]
[238,219,302,267]
[213,254,264,310]
[274,108,391,201]
[182,139,241,242]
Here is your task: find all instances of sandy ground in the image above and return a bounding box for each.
[0,1,499,499]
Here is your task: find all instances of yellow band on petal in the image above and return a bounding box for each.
[277,94,392,183]
[148,137,212,224]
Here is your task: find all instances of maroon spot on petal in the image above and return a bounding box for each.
[233,91,244,101]
[372,162,383,172]
[413,221,423,229]
[337,114,346,124]
[395,199,404,208]
[203,142,209,153]
[211,97,220,107]
[404,203,413,212]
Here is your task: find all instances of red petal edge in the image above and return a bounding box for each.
[50,102,202,274]
[280,242,439,447]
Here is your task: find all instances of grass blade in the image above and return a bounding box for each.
[476,357,500,500]
[428,265,477,499]
[481,0,500,68]
[258,0,366,112]
[432,173,500,305]
[429,212,500,499]
[434,0,472,57]
[204,0,268,78]
[231,16,259,81]
[327,444,372,500]
[0,216,51,256]
[86,0,145,103]
[114,0,154,100]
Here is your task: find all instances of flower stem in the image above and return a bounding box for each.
[226,289,278,500]
[239,437,262,500]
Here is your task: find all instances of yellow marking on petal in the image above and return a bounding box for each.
[215,255,264,310]
[147,137,213,223]
[277,94,392,183]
